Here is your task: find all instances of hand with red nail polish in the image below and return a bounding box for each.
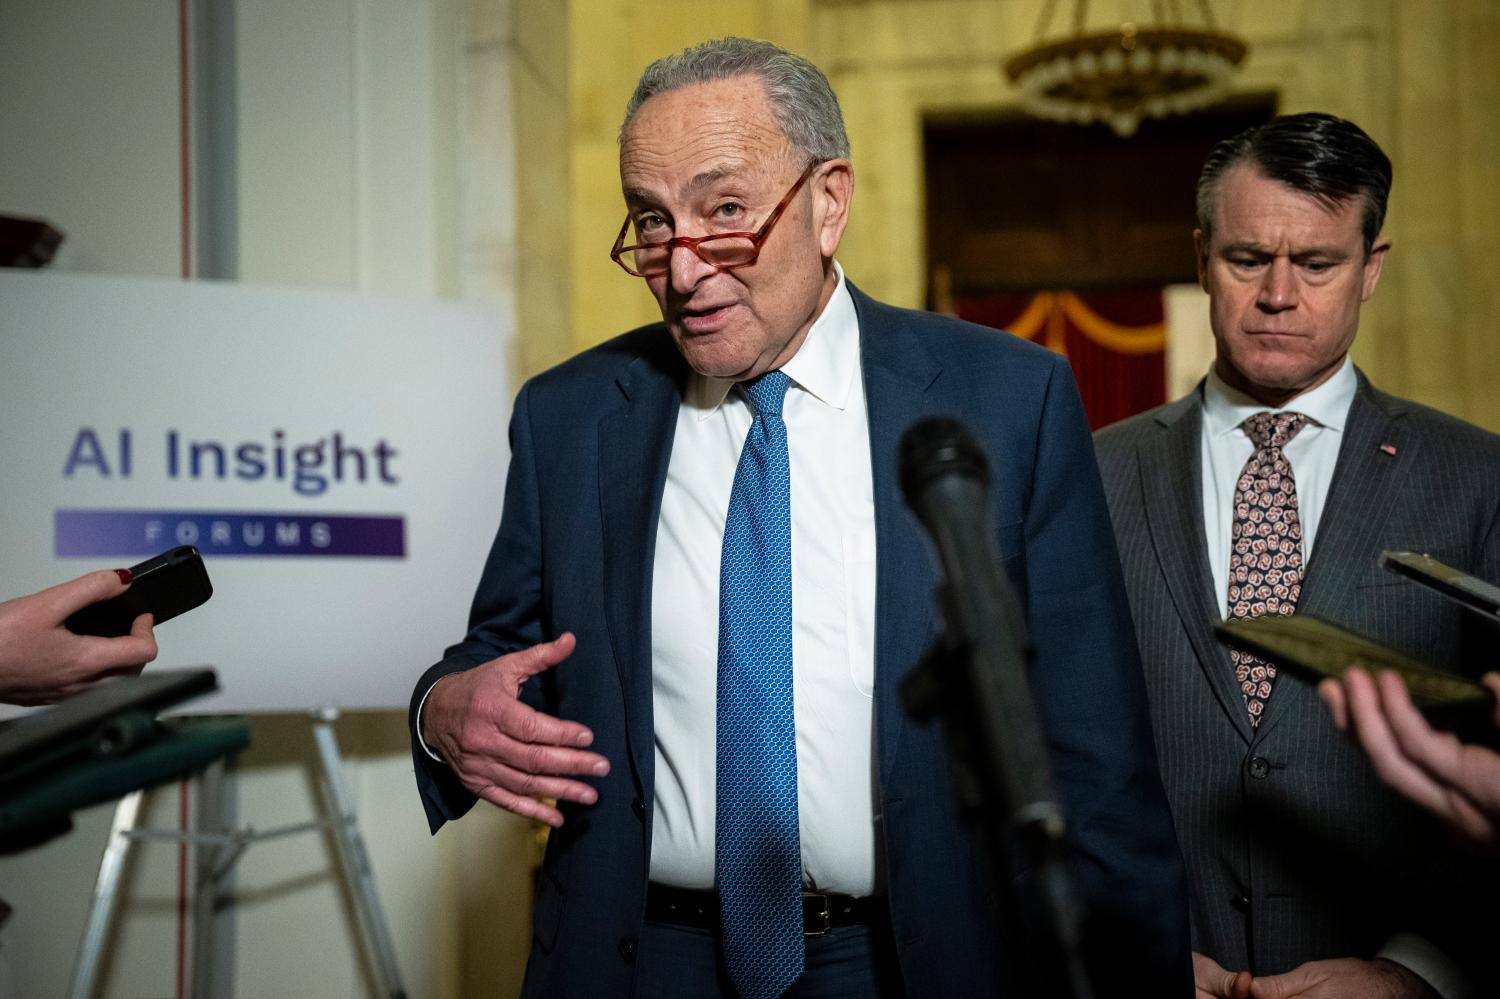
[421,632,610,828]
[0,570,159,706]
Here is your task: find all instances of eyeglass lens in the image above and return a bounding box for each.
[628,235,759,277]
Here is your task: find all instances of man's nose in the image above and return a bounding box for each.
[669,242,717,295]
[1257,258,1296,312]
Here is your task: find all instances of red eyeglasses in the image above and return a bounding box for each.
[610,161,821,278]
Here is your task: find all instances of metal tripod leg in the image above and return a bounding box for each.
[191,756,237,998]
[309,708,407,999]
[68,790,144,999]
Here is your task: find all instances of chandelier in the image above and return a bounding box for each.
[1004,1,1247,137]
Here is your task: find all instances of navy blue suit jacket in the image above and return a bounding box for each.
[410,283,1192,996]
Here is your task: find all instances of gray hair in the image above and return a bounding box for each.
[621,37,851,162]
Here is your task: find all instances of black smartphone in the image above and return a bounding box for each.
[64,546,213,637]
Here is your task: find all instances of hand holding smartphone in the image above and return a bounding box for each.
[64,546,213,638]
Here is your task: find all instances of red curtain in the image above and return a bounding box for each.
[953,289,1166,430]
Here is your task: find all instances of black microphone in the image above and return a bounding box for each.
[898,417,1063,837]
[899,417,1092,999]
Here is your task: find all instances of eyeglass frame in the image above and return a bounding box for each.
[609,159,823,278]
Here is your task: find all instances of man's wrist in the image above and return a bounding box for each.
[415,675,455,763]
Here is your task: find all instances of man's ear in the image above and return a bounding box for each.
[1361,236,1390,302]
[814,159,854,258]
[1193,229,1210,293]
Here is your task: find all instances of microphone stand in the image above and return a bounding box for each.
[900,421,1095,999]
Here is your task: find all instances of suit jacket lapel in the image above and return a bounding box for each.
[1256,372,1414,739]
[599,335,685,797]
[849,285,943,778]
[1140,390,1256,744]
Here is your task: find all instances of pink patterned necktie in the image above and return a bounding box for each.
[1227,411,1311,725]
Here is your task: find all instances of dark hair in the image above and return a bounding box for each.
[1196,112,1392,254]
[622,37,850,162]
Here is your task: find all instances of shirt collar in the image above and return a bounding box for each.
[686,261,858,419]
[1202,355,1357,438]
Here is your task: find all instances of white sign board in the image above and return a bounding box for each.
[0,271,510,712]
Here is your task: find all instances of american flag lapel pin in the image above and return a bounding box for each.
[1379,443,1397,456]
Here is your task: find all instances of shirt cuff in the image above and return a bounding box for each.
[1379,932,1474,999]
[415,680,444,763]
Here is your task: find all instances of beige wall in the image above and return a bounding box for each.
[555,0,1500,432]
[511,1,574,376]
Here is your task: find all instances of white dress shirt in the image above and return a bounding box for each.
[1201,357,1356,612]
[1198,356,1470,999]
[648,264,879,895]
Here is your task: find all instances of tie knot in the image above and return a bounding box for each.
[1242,410,1311,449]
[741,370,791,419]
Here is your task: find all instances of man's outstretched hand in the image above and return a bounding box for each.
[422,633,610,827]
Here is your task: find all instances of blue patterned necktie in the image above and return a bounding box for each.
[716,369,802,999]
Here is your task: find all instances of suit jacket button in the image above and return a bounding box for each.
[1230,893,1251,913]
[1247,756,1271,779]
[619,937,637,963]
[632,797,645,821]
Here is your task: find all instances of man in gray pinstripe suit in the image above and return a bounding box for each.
[1095,113,1500,999]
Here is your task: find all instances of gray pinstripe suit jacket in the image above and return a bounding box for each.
[1094,370,1500,976]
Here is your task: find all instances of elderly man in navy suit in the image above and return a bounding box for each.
[411,36,1189,998]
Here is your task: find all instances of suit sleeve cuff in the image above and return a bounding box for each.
[415,681,444,762]
[1379,931,1474,999]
